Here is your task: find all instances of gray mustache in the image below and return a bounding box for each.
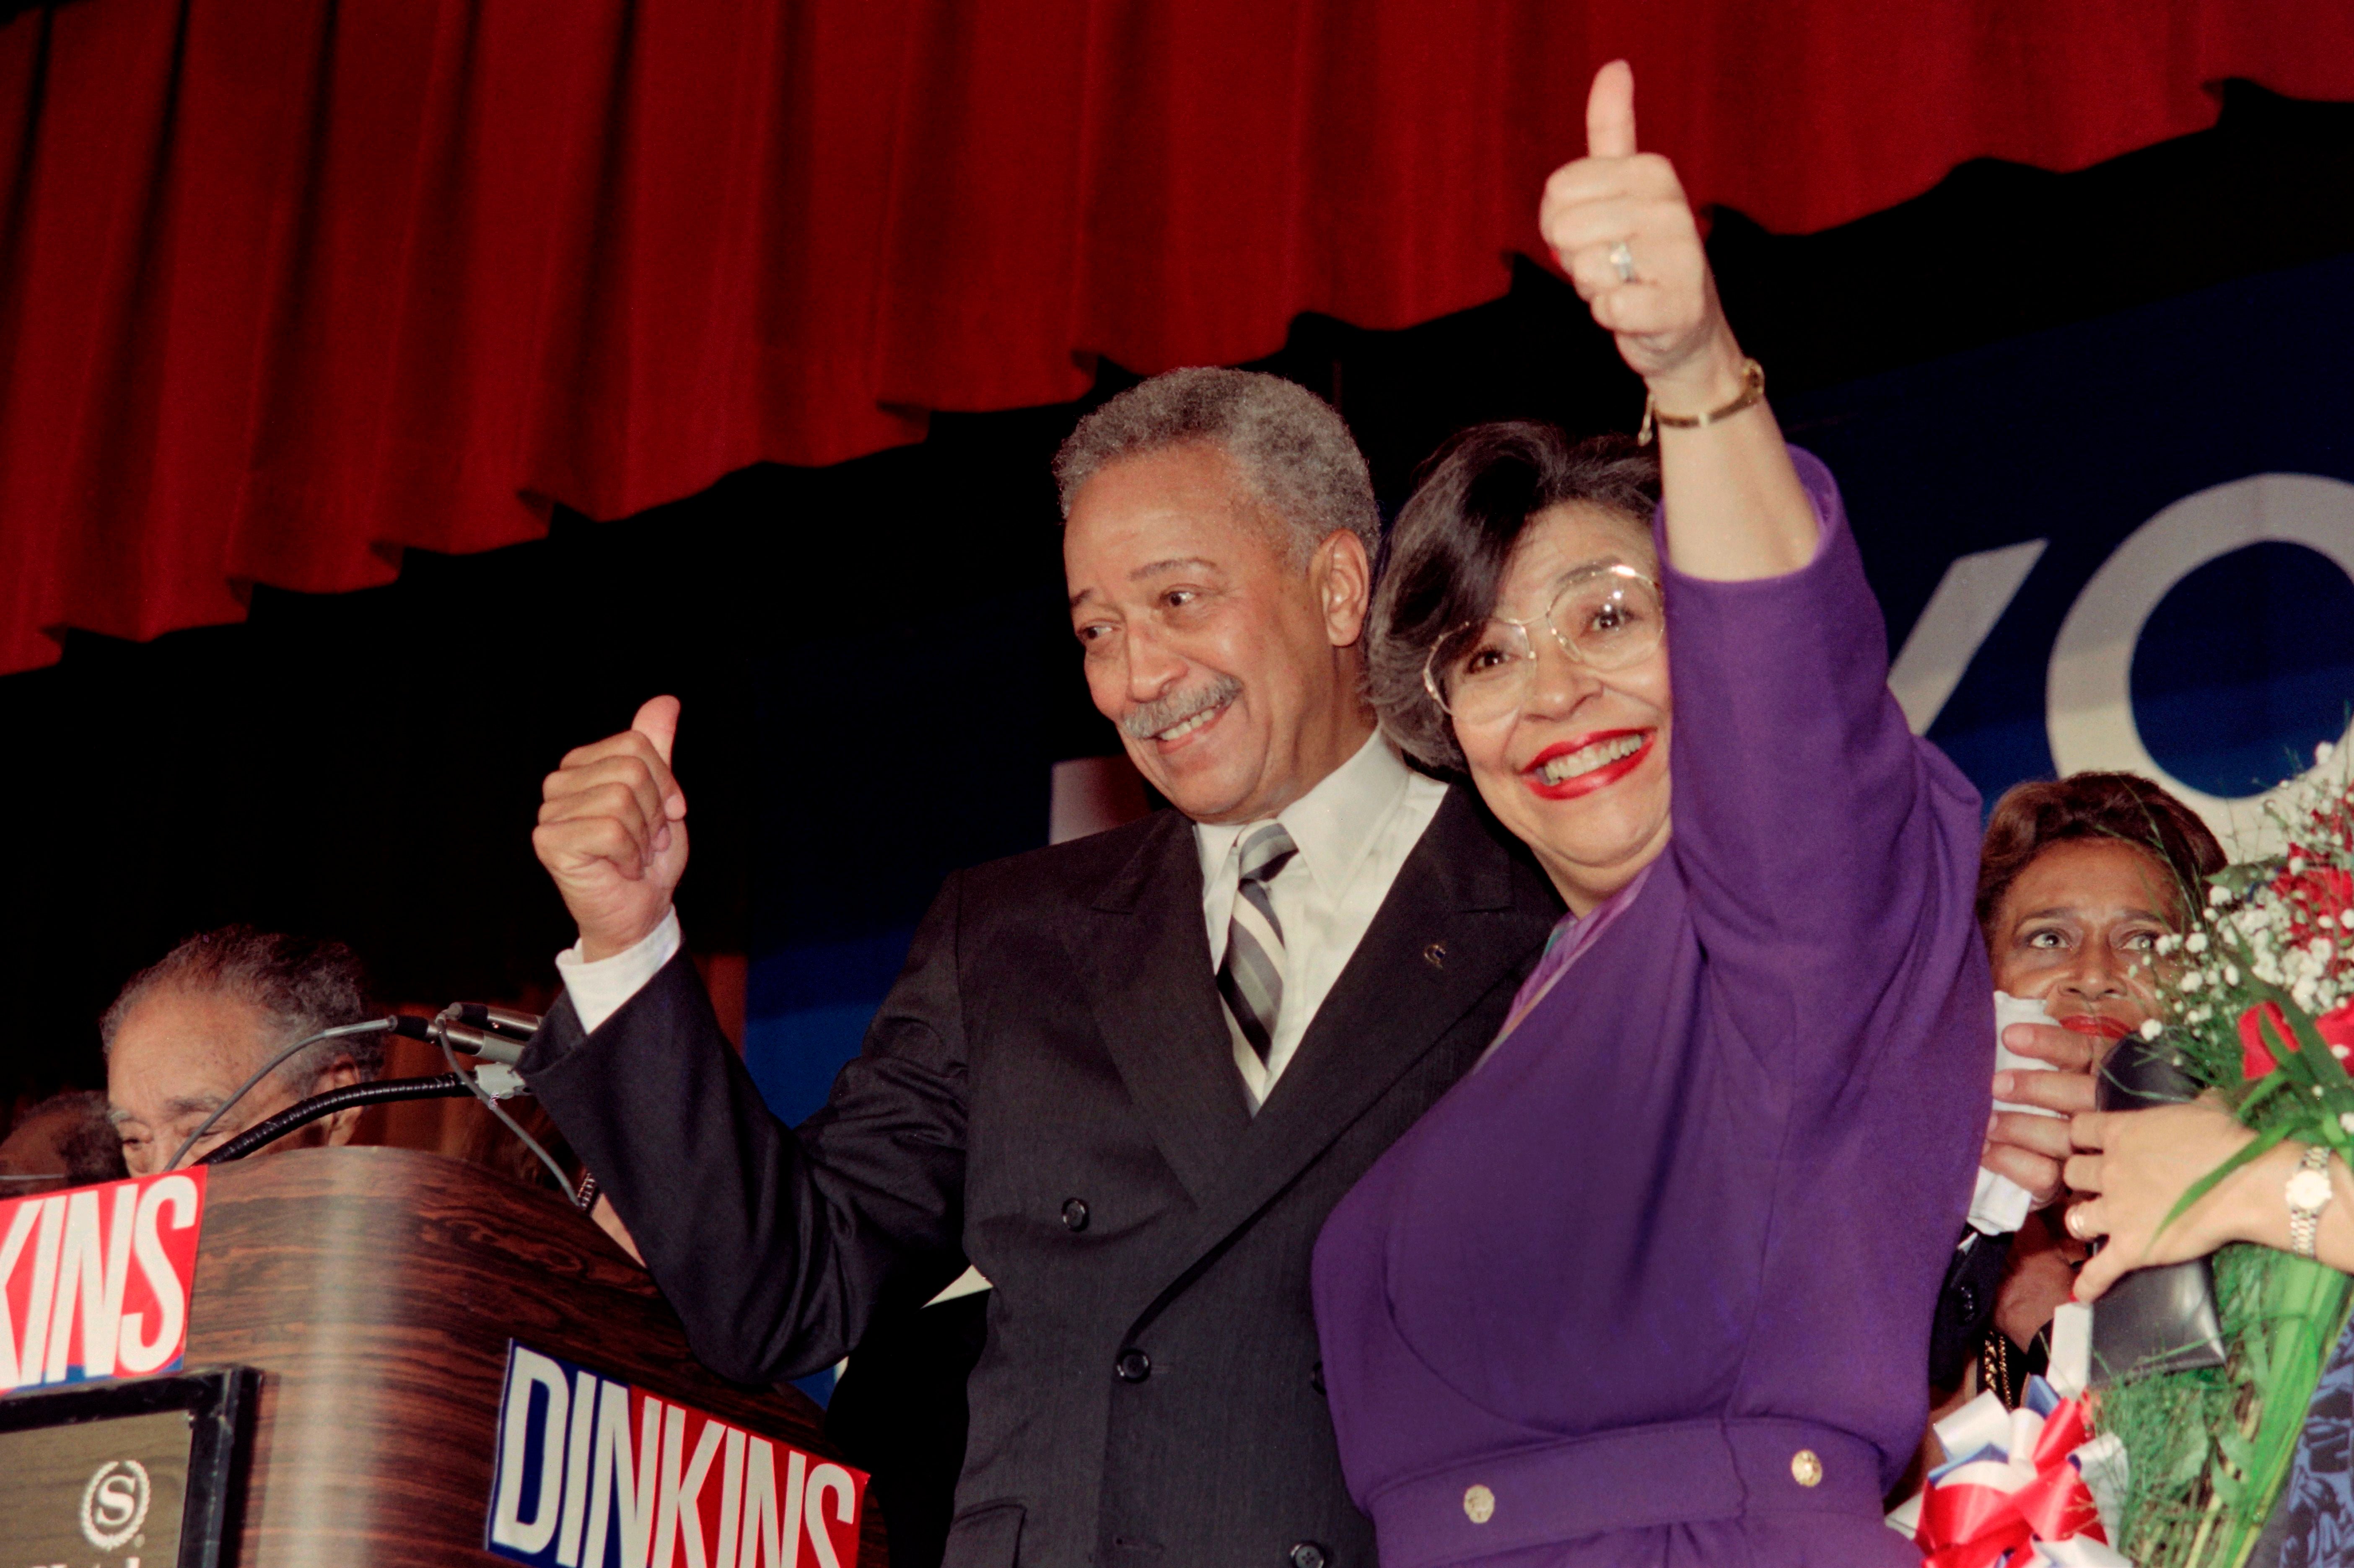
[1119,675,1242,740]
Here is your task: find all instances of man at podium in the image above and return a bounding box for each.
[103,925,383,1176]
[518,370,1561,1568]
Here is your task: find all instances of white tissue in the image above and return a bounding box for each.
[2045,1301,2092,1400]
[1968,992,2064,1236]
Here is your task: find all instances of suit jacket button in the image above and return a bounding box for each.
[1421,942,1447,968]
[1115,1348,1152,1382]
[1288,1543,1330,1568]
[1062,1198,1090,1232]
[1791,1449,1823,1488]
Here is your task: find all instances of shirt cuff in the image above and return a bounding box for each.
[555,908,682,1035]
[1967,1165,2034,1237]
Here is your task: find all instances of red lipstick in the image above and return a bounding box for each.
[1522,730,1655,801]
[2058,1014,2133,1041]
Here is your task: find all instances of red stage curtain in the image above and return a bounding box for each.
[3,0,2351,673]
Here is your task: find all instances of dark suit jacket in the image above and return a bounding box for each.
[521,786,1561,1568]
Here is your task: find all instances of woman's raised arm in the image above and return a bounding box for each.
[1540,62,1817,581]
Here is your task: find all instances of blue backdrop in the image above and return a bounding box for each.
[1788,251,2354,841]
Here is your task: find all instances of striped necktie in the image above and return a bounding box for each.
[1218,822,1298,1064]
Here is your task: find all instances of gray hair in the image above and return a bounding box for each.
[1053,367,1380,567]
[101,925,382,1086]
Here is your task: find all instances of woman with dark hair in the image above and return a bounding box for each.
[1977,773,2227,944]
[1308,62,1989,1568]
[1960,776,2354,1562]
[1955,773,2226,1404]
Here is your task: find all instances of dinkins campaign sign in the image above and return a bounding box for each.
[487,1341,867,1568]
[0,1170,203,1394]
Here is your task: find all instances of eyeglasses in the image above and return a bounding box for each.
[1421,563,1663,724]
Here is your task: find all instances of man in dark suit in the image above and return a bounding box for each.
[520,369,1561,1568]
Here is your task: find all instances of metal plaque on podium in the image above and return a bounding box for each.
[0,1366,256,1567]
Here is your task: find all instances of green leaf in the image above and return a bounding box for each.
[2314,1033,2354,1087]
[2159,1123,2293,1237]
[2243,1074,2296,1116]
[2279,1003,2328,1062]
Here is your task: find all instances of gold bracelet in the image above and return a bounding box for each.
[1638,357,1766,446]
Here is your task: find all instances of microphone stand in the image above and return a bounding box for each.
[193,1005,596,1210]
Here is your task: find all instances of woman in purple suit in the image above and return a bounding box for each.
[1309,61,1990,1568]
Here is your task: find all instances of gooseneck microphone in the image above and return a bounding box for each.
[419,1002,576,1199]
[167,1017,406,1172]
[184,1004,593,1211]
[199,1071,474,1165]
[460,1003,545,1040]
[390,1005,542,1068]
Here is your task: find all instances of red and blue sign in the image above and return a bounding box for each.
[486,1340,866,1568]
[0,1169,204,1394]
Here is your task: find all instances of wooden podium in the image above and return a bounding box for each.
[184,1146,889,1567]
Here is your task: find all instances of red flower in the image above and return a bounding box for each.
[2241,1001,2295,1080]
[2272,861,2354,951]
[2322,1001,2354,1062]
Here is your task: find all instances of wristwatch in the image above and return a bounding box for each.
[2287,1144,2335,1260]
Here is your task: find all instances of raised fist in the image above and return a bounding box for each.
[533,695,690,960]
[1538,60,1740,396]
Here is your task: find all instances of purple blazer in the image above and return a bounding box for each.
[1311,451,1990,1568]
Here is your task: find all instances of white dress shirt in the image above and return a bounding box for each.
[559,730,1448,1112]
[1194,731,1448,1110]
[558,907,682,1034]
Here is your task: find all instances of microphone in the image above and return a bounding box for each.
[410,1004,577,1202]
[196,1004,576,1199]
[437,1020,526,1067]
[391,1007,539,1067]
[456,1003,543,1042]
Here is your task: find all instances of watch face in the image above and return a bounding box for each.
[2288,1169,2334,1211]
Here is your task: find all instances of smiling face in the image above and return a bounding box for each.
[1451,502,1671,912]
[1990,837,2183,1038]
[1064,443,1374,824]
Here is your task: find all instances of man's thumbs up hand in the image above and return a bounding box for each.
[1539,61,1740,395]
[534,695,692,961]
[632,693,681,771]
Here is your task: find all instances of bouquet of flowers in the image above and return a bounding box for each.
[2097,745,2354,1566]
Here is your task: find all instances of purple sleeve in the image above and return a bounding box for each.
[1657,448,1987,1077]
